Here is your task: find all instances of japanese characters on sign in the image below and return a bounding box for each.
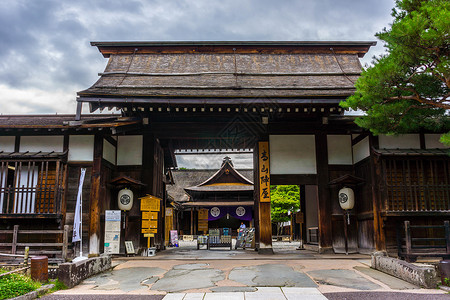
[104,210,121,254]
[258,141,270,203]
[140,195,160,234]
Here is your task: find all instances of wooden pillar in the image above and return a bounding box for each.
[89,133,103,256]
[190,208,194,235]
[255,141,273,254]
[315,132,333,253]
[370,135,386,251]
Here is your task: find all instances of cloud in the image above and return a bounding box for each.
[0,0,395,168]
[0,0,394,112]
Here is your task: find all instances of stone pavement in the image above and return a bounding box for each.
[46,241,448,299]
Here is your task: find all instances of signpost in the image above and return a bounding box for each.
[140,195,161,255]
[258,142,270,203]
[198,208,209,233]
[104,210,121,254]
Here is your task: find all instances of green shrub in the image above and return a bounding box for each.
[0,268,41,300]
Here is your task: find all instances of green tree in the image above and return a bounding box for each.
[341,0,450,143]
[270,185,300,236]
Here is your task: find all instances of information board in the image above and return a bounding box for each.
[104,210,121,254]
[140,195,160,211]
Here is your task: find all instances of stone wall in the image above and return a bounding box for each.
[58,255,111,288]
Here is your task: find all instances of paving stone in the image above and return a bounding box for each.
[210,286,257,292]
[183,293,206,299]
[173,263,209,270]
[229,264,317,287]
[307,269,382,290]
[151,267,225,292]
[353,266,418,290]
[141,277,159,286]
[204,292,245,300]
[89,267,165,292]
[161,293,186,300]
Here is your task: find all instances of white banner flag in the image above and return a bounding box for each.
[72,168,86,243]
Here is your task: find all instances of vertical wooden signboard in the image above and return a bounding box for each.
[198,208,209,233]
[140,195,160,252]
[165,207,173,246]
[258,141,273,252]
[258,141,270,203]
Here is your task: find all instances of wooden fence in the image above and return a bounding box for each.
[397,220,450,262]
[0,225,70,263]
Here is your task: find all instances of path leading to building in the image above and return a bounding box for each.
[45,256,448,300]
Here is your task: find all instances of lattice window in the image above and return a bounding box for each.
[382,157,450,212]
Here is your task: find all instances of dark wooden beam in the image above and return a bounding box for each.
[104,136,117,147]
[352,133,369,146]
[14,136,20,152]
[89,133,103,256]
[255,141,273,254]
[369,135,386,251]
[315,131,333,253]
[271,174,317,185]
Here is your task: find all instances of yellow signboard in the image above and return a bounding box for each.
[142,211,158,220]
[198,208,208,220]
[258,141,271,203]
[142,219,158,229]
[144,233,155,238]
[142,228,158,234]
[140,195,161,211]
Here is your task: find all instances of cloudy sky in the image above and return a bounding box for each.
[0,0,395,168]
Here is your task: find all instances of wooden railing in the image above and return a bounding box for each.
[0,160,66,215]
[0,225,70,263]
[397,220,450,262]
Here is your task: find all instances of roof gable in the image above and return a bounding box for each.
[197,157,253,187]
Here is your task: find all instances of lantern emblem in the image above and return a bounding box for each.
[338,187,354,211]
[118,189,133,211]
[339,192,348,204]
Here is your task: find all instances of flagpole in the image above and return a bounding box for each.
[73,168,86,262]
[79,179,83,258]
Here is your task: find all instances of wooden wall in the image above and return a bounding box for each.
[354,158,375,252]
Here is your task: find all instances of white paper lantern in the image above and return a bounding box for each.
[338,187,354,211]
[118,188,133,211]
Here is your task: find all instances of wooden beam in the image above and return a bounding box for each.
[255,141,273,254]
[271,174,317,185]
[89,133,103,256]
[315,132,333,253]
[14,136,20,152]
[370,135,386,251]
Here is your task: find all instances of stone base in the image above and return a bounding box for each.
[371,252,438,288]
[258,247,274,255]
[58,255,111,288]
[318,246,334,254]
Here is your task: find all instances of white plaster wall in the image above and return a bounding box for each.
[0,136,15,152]
[425,134,448,149]
[68,135,94,162]
[379,134,420,149]
[117,135,143,166]
[327,135,352,165]
[269,135,316,174]
[352,136,370,164]
[103,139,116,165]
[20,136,63,152]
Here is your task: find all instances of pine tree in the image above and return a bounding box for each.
[341,0,450,143]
